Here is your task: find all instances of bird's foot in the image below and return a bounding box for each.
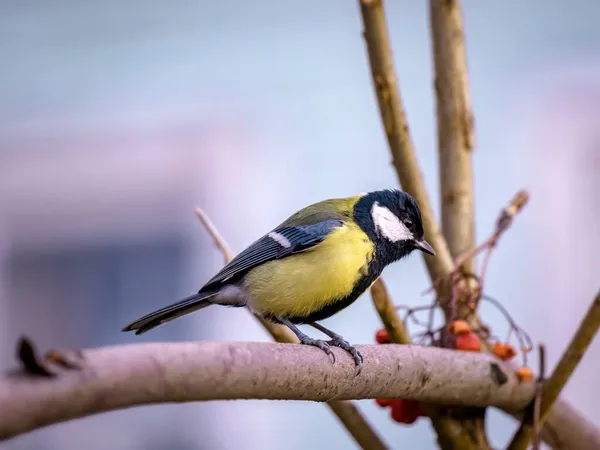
[327,336,363,376]
[298,335,336,364]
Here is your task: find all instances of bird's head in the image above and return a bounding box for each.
[354,189,435,262]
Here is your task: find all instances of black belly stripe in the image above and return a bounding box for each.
[287,258,385,324]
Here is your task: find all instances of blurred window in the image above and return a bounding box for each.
[6,237,187,348]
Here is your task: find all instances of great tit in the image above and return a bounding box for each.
[122,189,435,374]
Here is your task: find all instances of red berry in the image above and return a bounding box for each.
[390,399,422,424]
[455,332,481,352]
[375,328,390,344]
[389,399,404,409]
[447,319,471,335]
[492,341,517,360]
[375,398,393,408]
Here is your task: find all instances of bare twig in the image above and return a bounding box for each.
[429,0,476,273]
[533,345,547,450]
[327,401,387,450]
[423,190,529,299]
[359,0,454,283]
[371,279,411,344]
[453,190,529,279]
[195,207,386,449]
[195,208,234,263]
[0,341,534,442]
[480,295,533,367]
[507,290,600,450]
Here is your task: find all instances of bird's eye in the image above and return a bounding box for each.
[405,219,413,227]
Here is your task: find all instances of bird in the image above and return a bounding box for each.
[122,189,435,375]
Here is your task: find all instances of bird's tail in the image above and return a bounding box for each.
[122,291,218,335]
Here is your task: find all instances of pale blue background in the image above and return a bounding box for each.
[1,1,599,449]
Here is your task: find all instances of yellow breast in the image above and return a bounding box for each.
[244,223,374,319]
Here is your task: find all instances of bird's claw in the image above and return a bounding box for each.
[327,336,363,376]
[299,336,336,364]
[298,333,363,376]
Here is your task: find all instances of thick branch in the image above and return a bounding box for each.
[0,342,533,441]
[536,400,600,449]
[507,290,600,450]
[256,319,386,449]
[359,0,454,282]
[429,0,476,270]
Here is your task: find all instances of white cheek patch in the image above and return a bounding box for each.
[268,231,292,248]
[371,202,414,242]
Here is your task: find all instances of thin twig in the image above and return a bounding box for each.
[533,344,546,450]
[195,208,234,263]
[328,401,388,449]
[453,190,529,277]
[480,295,533,367]
[195,207,387,450]
[429,0,476,273]
[371,278,411,344]
[507,290,600,450]
[419,189,529,337]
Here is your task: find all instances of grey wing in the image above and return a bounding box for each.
[199,219,343,292]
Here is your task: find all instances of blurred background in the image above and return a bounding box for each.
[1,1,599,449]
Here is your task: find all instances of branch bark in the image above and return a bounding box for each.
[0,342,533,442]
[429,0,476,272]
[429,2,484,445]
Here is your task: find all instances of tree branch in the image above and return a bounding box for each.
[429,0,476,271]
[0,341,534,442]
[359,0,454,283]
[507,290,600,450]
[360,1,483,447]
[536,400,600,449]
[371,279,411,345]
[196,208,387,449]
[358,2,600,449]
[327,401,387,450]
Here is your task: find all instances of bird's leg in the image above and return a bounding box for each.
[275,317,336,364]
[309,322,363,376]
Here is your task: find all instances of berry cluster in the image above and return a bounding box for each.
[446,320,533,382]
[373,322,534,424]
[375,398,424,424]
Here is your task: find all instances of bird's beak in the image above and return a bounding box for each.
[415,239,436,256]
